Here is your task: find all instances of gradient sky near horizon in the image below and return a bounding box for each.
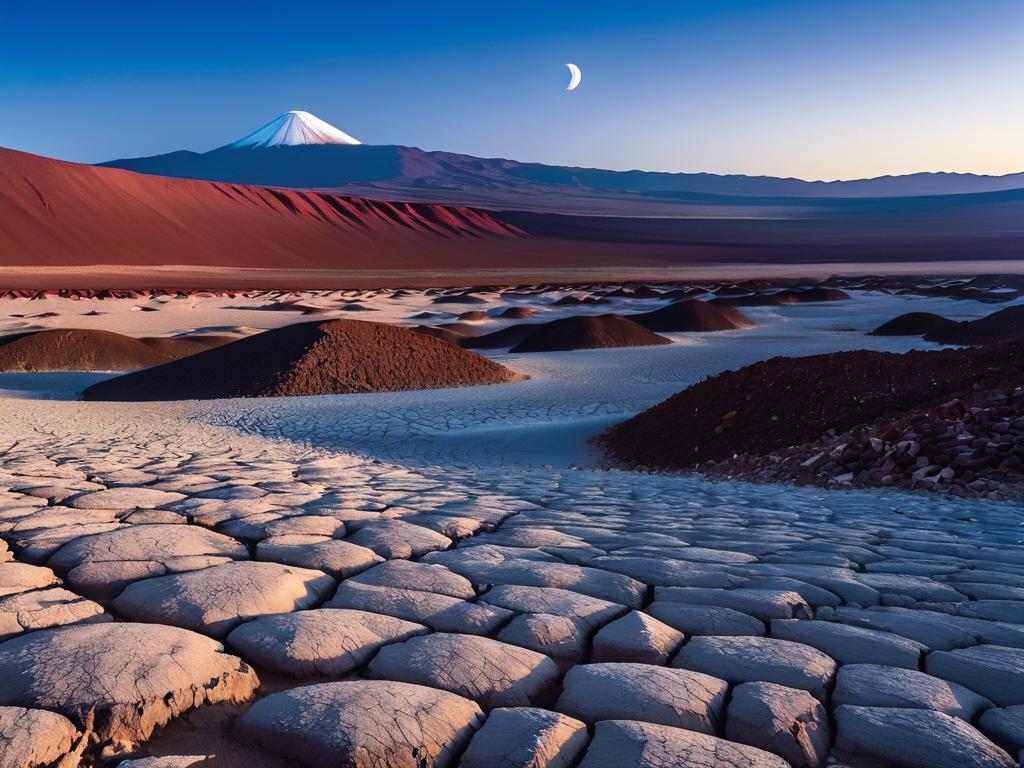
[2,0,1022,180]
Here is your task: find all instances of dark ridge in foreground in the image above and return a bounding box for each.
[924,305,1024,346]
[602,345,1016,470]
[510,314,671,353]
[630,300,755,333]
[84,319,518,401]
[0,329,172,371]
[869,312,956,336]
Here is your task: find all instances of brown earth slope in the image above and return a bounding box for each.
[84,319,518,401]
[0,329,172,371]
[630,300,754,333]
[510,315,671,353]
[602,345,1014,469]
[924,306,1024,345]
[869,312,956,336]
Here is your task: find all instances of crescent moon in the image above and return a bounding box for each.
[566,63,582,91]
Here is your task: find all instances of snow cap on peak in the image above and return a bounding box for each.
[223,110,361,149]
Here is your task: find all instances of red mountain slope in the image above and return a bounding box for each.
[0,148,525,269]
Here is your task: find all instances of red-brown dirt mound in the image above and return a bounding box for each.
[137,335,237,360]
[511,314,672,353]
[83,319,518,401]
[630,300,754,333]
[495,307,538,319]
[462,324,545,350]
[709,292,800,307]
[775,287,851,303]
[602,345,1015,469]
[0,329,172,371]
[870,312,956,336]
[924,305,1024,345]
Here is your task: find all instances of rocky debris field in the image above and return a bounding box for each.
[602,344,1024,499]
[0,397,1023,768]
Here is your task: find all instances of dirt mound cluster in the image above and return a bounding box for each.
[924,305,1024,345]
[84,319,518,401]
[0,329,172,372]
[870,312,956,336]
[510,315,671,353]
[602,345,1016,471]
[630,300,754,333]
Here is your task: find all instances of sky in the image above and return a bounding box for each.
[2,0,1022,180]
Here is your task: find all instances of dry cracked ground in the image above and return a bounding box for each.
[1,399,1023,768]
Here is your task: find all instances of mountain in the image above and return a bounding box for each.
[223,110,361,149]
[99,111,1024,215]
[5,146,1024,275]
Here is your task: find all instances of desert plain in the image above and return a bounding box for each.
[0,274,1022,768]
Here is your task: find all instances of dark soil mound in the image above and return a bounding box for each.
[603,345,1014,469]
[709,293,798,307]
[84,319,517,401]
[437,322,486,337]
[138,335,237,360]
[411,325,467,346]
[870,312,956,337]
[462,323,545,350]
[238,301,330,315]
[458,311,489,321]
[432,293,487,305]
[553,294,606,306]
[0,329,171,371]
[630,300,754,332]
[495,307,538,319]
[775,288,851,303]
[510,315,671,353]
[924,305,1024,345]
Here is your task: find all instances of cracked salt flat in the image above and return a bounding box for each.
[1,287,1022,767]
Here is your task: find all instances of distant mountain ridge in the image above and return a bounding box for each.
[101,143,1024,214]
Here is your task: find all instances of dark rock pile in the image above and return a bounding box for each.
[602,344,1024,499]
[737,380,1024,498]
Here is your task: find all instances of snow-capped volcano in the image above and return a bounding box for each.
[222,110,361,149]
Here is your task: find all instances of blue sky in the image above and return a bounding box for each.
[2,0,1022,179]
